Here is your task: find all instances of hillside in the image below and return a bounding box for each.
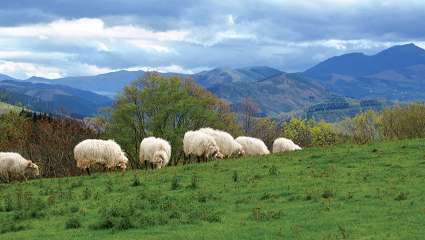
[304,43,425,101]
[0,80,113,118]
[207,72,329,115]
[300,96,392,122]
[0,101,20,115]
[1,139,424,239]
[25,67,328,115]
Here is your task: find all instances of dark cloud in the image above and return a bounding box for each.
[0,0,425,78]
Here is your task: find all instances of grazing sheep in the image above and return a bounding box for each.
[183,130,224,163]
[74,139,128,175]
[272,138,302,153]
[0,152,40,182]
[140,137,171,169]
[199,128,244,158]
[235,136,270,156]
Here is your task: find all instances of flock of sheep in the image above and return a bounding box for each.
[0,127,301,182]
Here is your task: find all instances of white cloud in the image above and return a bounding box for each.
[126,64,210,74]
[0,60,63,79]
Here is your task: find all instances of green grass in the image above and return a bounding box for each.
[1,139,425,239]
[0,101,20,114]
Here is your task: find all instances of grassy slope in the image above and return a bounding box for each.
[0,101,20,114]
[1,139,425,239]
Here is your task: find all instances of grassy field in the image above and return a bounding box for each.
[1,139,425,239]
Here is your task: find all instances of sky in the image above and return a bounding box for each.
[0,0,425,79]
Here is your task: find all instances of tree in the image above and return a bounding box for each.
[105,73,241,167]
[238,97,260,134]
[249,118,279,149]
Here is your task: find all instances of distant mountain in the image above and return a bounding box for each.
[0,73,16,81]
[193,66,283,88]
[24,66,326,115]
[205,71,329,115]
[26,70,188,98]
[0,80,112,118]
[304,43,425,101]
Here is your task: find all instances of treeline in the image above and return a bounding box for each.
[0,111,98,177]
[1,73,425,178]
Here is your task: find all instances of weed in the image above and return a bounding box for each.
[82,187,91,200]
[170,175,180,190]
[188,175,199,189]
[269,165,279,176]
[131,174,141,187]
[322,190,334,199]
[232,170,239,183]
[65,217,81,229]
[249,207,282,222]
[395,192,408,201]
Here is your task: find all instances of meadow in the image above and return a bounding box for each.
[1,138,424,239]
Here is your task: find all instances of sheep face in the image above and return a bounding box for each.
[153,151,167,168]
[25,161,40,177]
[206,144,221,159]
[118,154,128,170]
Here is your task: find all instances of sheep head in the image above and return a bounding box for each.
[25,161,40,177]
[153,150,167,167]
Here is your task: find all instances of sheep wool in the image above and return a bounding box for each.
[140,137,171,169]
[235,136,270,156]
[74,139,128,174]
[0,152,40,181]
[272,138,302,153]
[199,128,244,157]
[183,130,223,160]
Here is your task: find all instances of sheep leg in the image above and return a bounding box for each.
[86,168,91,176]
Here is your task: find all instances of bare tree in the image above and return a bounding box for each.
[238,97,260,134]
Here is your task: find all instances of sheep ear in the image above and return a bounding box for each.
[27,161,33,167]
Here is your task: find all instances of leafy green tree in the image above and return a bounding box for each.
[105,73,240,167]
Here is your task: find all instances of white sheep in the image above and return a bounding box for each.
[183,130,224,163]
[199,128,244,158]
[0,152,40,182]
[74,139,128,175]
[235,136,270,156]
[272,138,302,153]
[140,137,171,169]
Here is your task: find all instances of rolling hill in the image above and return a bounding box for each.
[0,139,424,239]
[0,80,113,118]
[304,43,425,101]
[25,66,329,115]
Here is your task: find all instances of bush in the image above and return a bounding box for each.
[283,118,312,147]
[311,121,337,146]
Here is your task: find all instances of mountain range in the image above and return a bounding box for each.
[304,43,425,101]
[1,43,425,118]
[0,80,112,118]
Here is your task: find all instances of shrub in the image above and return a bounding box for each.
[311,121,336,146]
[283,118,312,147]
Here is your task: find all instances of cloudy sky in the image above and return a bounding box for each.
[0,0,424,79]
